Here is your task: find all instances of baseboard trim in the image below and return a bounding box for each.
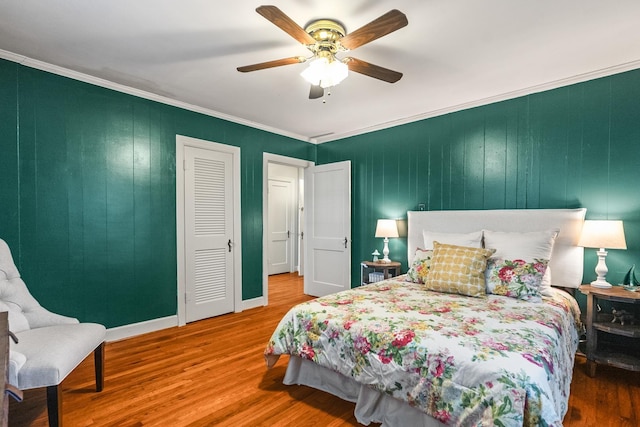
[106,315,178,342]
[105,299,267,342]
[242,296,265,311]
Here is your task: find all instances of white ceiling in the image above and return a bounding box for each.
[1,1,640,143]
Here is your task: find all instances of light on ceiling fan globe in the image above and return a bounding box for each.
[301,57,348,88]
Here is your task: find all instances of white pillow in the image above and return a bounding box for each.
[483,229,559,296]
[422,230,483,250]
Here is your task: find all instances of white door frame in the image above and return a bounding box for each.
[177,135,242,326]
[262,153,313,306]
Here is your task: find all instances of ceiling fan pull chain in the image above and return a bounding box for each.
[323,87,332,104]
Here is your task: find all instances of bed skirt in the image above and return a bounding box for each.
[283,355,444,427]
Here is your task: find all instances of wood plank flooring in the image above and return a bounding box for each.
[9,273,640,426]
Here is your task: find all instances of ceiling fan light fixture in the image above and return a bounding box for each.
[238,7,408,98]
[300,57,348,89]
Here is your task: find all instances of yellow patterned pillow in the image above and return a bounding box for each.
[424,241,496,297]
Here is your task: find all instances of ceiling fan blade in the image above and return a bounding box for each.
[340,10,408,50]
[344,57,403,83]
[237,56,306,72]
[256,5,316,46]
[309,84,324,99]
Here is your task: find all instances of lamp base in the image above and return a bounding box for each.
[381,237,391,263]
[591,248,612,288]
[590,278,613,288]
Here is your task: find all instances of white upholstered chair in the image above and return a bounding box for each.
[0,238,106,427]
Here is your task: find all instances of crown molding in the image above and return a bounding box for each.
[314,59,640,144]
[0,49,312,144]
[3,48,639,146]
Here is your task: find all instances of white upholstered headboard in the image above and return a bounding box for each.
[407,208,587,288]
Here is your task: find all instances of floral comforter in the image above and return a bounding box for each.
[265,278,581,426]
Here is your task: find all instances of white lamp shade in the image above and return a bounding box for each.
[375,219,399,238]
[578,220,627,249]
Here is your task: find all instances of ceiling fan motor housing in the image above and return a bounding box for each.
[305,19,346,55]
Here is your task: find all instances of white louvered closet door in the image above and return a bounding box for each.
[184,146,234,322]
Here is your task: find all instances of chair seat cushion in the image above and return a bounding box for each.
[11,323,106,389]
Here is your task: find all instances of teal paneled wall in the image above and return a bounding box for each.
[318,69,640,290]
[3,55,640,328]
[0,59,314,328]
[0,62,18,237]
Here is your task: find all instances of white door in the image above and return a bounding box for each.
[304,161,351,297]
[184,146,234,322]
[268,179,293,275]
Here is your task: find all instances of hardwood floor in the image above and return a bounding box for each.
[10,273,640,426]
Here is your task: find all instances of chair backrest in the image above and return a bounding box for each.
[0,239,46,332]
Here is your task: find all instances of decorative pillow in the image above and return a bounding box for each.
[424,241,496,297]
[405,248,433,283]
[485,258,549,302]
[422,230,483,250]
[483,229,558,296]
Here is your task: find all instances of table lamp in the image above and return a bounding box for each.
[578,220,627,288]
[375,219,399,263]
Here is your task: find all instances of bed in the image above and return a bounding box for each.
[265,208,586,426]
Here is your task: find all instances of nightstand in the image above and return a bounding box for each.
[361,261,401,286]
[579,285,640,377]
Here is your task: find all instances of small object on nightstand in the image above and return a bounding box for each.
[622,265,640,286]
[611,308,635,325]
[372,250,380,262]
[368,272,384,283]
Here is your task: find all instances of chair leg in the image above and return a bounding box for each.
[94,341,105,392]
[44,344,104,427]
[46,385,62,427]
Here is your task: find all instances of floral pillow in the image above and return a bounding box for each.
[405,248,433,283]
[485,258,549,302]
[483,229,558,296]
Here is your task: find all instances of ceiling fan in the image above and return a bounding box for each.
[237,5,408,99]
